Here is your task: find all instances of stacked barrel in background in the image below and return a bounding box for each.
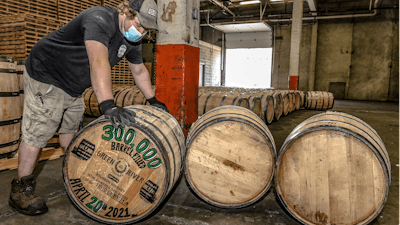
[82,85,335,125]
[83,85,155,117]
[0,56,21,158]
[198,87,333,124]
[16,60,25,110]
[305,91,334,110]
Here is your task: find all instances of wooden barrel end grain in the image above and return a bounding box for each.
[185,106,276,208]
[63,105,185,224]
[275,111,390,225]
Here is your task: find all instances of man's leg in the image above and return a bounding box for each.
[59,133,75,150]
[10,68,63,215]
[11,141,48,216]
[18,142,41,179]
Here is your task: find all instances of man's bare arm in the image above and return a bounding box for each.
[85,40,113,103]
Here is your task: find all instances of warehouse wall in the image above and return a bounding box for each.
[200,26,223,47]
[199,40,221,86]
[272,25,312,91]
[272,9,399,101]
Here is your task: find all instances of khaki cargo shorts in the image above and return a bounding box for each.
[21,68,86,149]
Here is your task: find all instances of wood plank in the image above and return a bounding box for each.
[0,148,65,172]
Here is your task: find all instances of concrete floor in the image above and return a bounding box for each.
[0,100,398,225]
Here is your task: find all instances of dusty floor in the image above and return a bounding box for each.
[0,100,398,225]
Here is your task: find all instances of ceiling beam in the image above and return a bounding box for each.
[307,0,317,16]
[207,0,236,17]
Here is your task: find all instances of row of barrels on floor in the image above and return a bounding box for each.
[83,85,335,120]
[198,86,334,124]
[63,105,390,225]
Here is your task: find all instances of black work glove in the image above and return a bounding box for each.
[147,96,169,113]
[100,100,136,130]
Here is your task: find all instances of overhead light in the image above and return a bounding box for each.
[239,0,261,5]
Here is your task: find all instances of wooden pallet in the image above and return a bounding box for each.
[58,0,101,23]
[0,147,65,171]
[104,0,121,8]
[0,13,61,60]
[0,0,58,20]
[111,57,135,85]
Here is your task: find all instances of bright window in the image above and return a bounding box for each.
[225,48,272,88]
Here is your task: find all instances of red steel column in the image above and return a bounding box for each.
[156,0,200,136]
[156,45,199,136]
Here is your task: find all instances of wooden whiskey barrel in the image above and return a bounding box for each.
[84,86,136,117]
[203,92,227,114]
[221,92,250,109]
[275,111,390,225]
[185,106,276,208]
[293,91,301,110]
[261,93,274,124]
[198,91,215,116]
[0,56,15,70]
[298,91,305,108]
[249,96,262,122]
[305,91,334,110]
[280,92,290,116]
[0,57,21,157]
[239,92,261,119]
[63,105,185,224]
[16,60,25,111]
[272,92,283,121]
[248,92,264,122]
[115,87,141,107]
[288,92,295,113]
[83,87,103,117]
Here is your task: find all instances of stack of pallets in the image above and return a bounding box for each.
[0,0,58,20]
[0,13,62,60]
[111,58,135,85]
[58,0,101,23]
[104,0,121,8]
[0,0,134,84]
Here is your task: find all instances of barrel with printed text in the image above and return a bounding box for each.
[0,56,21,157]
[275,111,390,225]
[63,105,185,224]
[185,106,276,208]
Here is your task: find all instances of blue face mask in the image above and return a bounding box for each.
[122,17,147,42]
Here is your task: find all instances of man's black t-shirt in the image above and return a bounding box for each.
[26,6,143,97]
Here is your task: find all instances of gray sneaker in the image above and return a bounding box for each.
[9,175,48,215]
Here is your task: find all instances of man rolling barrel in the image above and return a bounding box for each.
[9,0,168,216]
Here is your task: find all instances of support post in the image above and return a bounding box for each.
[156,0,200,136]
[308,21,318,91]
[288,0,303,90]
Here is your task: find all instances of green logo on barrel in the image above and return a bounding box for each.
[102,125,162,169]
